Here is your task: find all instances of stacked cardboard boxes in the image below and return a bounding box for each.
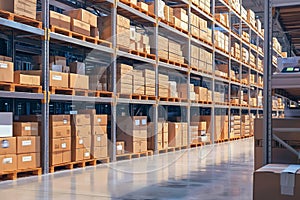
[37,11,71,30]
[215,64,229,78]
[148,0,166,20]
[132,70,145,95]
[214,31,229,52]
[193,115,211,143]
[155,35,169,60]
[177,84,196,100]
[230,115,241,139]
[191,0,210,13]
[130,27,151,54]
[273,37,282,53]
[101,15,130,48]
[168,39,185,64]
[50,115,71,166]
[190,121,207,144]
[230,0,241,14]
[242,31,250,43]
[249,52,256,67]
[247,9,256,27]
[117,64,133,95]
[71,114,91,161]
[257,58,263,71]
[147,122,168,150]
[158,74,169,97]
[173,8,188,31]
[215,115,228,141]
[242,47,249,63]
[14,122,40,170]
[0,113,17,173]
[168,81,178,98]
[168,123,188,147]
[195,86,210,102]
[215,13,229,27]
[91,115,108,159]
[144,69,155,96]
[241,6,247,21]
[0,0,37,19]
[190,45,213,72]
[190,125,199,144]
[117,116,148,153]
[241,115,250,136]
[89,67,108,91]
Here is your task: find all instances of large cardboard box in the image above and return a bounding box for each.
[168,123,182,147]
[16,136,40,154]
[0,0,37,19]
[92,126,107,135]
[50,125,71,138]
[51,137,71,152]
[71,18,90,36]
[14,71,40,86]
[253,164,300,200]
[0,61,13,83]
[37,11,70,30]
[71,114,91,126]
[93,115,108,126]
[13,122,38,136]
[72,148,84,161]
[50,115,70,126]
[91,146,107,158]
[24,70,68,88]
[92,134,107,147]
[72,135,91,149]
[50,150,71,166]
[69,73,89,89]
[71,125,91,137]
[64,9,97,27]
[17,152,40,170]
[0,154,17,172]
[0,137,16,155]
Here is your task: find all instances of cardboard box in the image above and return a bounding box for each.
[0,137,16,155]
[72,135,91,149]
[14,71,40,86]
[71,125,91,137]
[92,126,107,135]
[253,164,300,200]
[51,137,71,152]
[63,9,97,27]
[93,115,108,126]
[90,27,99,39]
[16,136,40,154]
[50,150,71,166]
[69,73,89,89]
[91,146,107,158]
[92,134,107,147]
[50,125,71,139]
[137,2,148,11]
[13,122,38,136]
[0,61,13,83]
[71,18,90,36]
[168,123,182,147]
[71,114,90,126]
[0,0,37,19]
[17,153,40,170]
[50,115,70,126]
[0,154,17,172]
[37,11,70,30]
[72,148,84,161]
[116,141,125,155]
[69,62,85,75]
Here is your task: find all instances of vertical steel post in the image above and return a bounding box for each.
[110,1,117,162]
[187,3,191,146]
[211,0,216,143]
[263,0,272,165]
[41,0,50,174]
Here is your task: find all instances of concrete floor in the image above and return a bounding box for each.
[0,138,254,200]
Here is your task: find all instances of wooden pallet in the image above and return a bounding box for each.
[139,150,153,157]
[0,82,42,93]
[116,153,140,161]
[174,146,188,151]
[198,100,213,104]
[0,168,42,181]
[94,157,110,165]
[190,142,203,148]
[190,66,198,71]
[130,50,156,60]
[0,10,42,29]
[119,0,156,18]
[49,86,74,95]
[174,25,189,35]
[50,26,111,47]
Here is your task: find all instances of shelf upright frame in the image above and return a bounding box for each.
[41,0,50,174]
[211,0,216,143]
[263,0,272,165]
[187,2,191,146]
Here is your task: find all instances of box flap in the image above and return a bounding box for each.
[280,165,300,196]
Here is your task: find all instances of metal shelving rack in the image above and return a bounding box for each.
[0,0,277,174]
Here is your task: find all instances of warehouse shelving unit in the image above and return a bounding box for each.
[0,0,286,175]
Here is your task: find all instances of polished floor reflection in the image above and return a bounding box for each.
[0,138,254,200]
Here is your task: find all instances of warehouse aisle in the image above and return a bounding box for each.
[0,138,254,200]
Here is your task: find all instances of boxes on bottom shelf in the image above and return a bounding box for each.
[51,151,71,166]
[16,136,40,154]
[116,141,125,155]
[0,154,17,172]
[0,137,16,155]
[51,137,71,152]
[72,148,91,161]
[17,153,40,170]
[91,146,107,158]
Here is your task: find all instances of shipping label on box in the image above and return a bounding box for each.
[0,137,16,155]
[17,136,40,154]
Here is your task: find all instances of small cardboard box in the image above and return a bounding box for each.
[71,125,91,137]
[17,152,40,170]
[93,115,108,126]
[64,8,97,27]
[13,122,39,136]
[50,115,70,126]
[0,61,13,83]
[0,137,16,155]
[16,136,40,154]
[71,114,91,126]
[72,135,91,149]
[116,141,124,155]
[51,137,71,152]
[92,126,107,135]
[50,125,71,139]
[92,134,107,147]
[69,73,89,89]
[0,154,17,172]
[50,150,71,166]
[71,18,90,36]
[14,71,40,86]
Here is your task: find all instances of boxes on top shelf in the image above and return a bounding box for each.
[63,8,97,27]
[0,0,37,19]
[37,11,71,30]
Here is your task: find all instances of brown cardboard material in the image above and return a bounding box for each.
[69,73,89,89]
[16,136,40,154]
[13,122,39,136]
[71,114,91,126]
[116,141,125,155]
[92,134,107,147]
[71,125,91,137]
[51,137,71,152]
[72,135,91,149]
[71,18,90,36]
[83,148,91,160]
[0,61,13,83]
[91,146,107,158]
[168,123,182,147]
[50,150,71,165]
[69,62,85,75]
[50,115,70,126]
[93,115,108,126]
[17,152,40,170]
[0,137,16,155]
[0,0,37,19]
[92,126,107,135]
[72,148,84,161]
[14,71,40,86]
[37,11,70,30]
[50,125,71,138]
[63,9,97,27]
[0,154,17,172]
[62,150,71,163]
